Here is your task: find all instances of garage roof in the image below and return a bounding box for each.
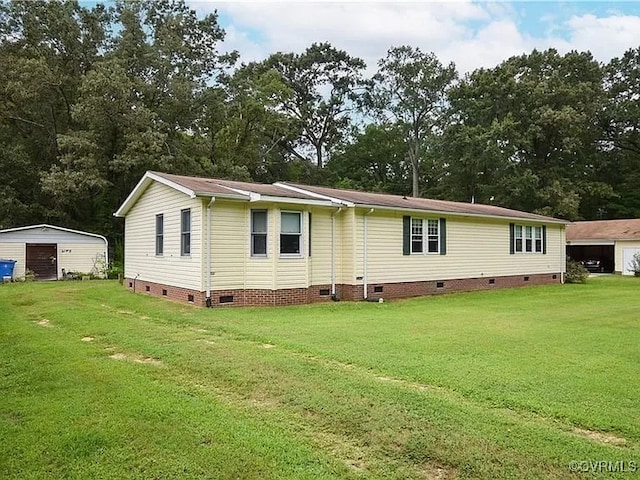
[566,219,640,241]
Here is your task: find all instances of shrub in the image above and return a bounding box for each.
[628,252,640,277]
[566,258,589,284]
[106,262,124,280]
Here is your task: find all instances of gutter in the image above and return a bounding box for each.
[205,197,216,307]
[331,207,342,299]
[363,208,375,300]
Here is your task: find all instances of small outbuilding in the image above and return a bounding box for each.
[566,219,640,275]
[0,224,108,280]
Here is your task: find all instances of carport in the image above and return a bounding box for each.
[566,219,640,275]
[565,242,614,273]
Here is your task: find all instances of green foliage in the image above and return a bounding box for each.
[366,46,457,197]
[565,258,589,284]
[326,123,410,195]
[2,0,640,251]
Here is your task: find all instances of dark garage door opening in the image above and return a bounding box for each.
[566,244,615,273]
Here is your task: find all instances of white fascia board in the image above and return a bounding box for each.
[274,183,355,207]
[256,195,337,207]
[148,171,197,198]
[114,171,197,217]
[566,239,615,246]
[216,184,261,201]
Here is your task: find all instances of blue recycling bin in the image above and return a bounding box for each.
[0,259,17,280]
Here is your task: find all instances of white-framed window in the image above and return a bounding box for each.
[251,209,267,257]
[180,208,191,256]
[534,226,542,252]
[410,218,439,254]
[280,211,302,255]
[514,225,523,252]
[514,224,543,253]
[411,218,423,253]
[155,214,163,256]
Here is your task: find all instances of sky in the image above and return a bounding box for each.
[187,1,640,74]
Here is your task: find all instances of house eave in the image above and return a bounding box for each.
[115,171,199,217]
[350,203,568,225]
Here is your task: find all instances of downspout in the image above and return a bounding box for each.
[331,207,342,299]
[363,208,375,299]
[205,197,216,307]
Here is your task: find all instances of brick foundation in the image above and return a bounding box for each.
[125,273,562,307]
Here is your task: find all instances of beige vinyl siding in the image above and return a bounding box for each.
[0,243,25,278]
[57,243,107,278]
[337,208,355,286]
[615,240,640,274]
[209,201,250,290]
[309,208,334,286]
[124,181,202,291]
[360,211,565,284]
[275,206,308,289]
[248,203,278,290]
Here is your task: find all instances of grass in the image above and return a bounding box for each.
[1,276,639,479]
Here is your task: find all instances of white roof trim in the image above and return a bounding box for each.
[566,239,615,246]
[216,184,261,202]
[0,224,108,244]
[115,171,198,217]
[256,195,337,207]
[149,171,198,198]
[274,182,355,207]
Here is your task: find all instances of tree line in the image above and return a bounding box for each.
[1,0,639,260]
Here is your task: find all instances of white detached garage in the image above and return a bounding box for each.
[0,224,108,280]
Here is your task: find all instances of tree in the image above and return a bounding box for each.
[0,0,111,228]
[326,123,410,194]
[259,42,366,168]
[442,49,611,219]
[38,0,235,240]
[205,65,295,182]
[598,47,640,218]
[366,46,457,197]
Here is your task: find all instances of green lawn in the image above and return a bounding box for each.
[1,277,639,479]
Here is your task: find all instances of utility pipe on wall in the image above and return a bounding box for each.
[363,208,375,299]
[331,207,342,298]
[205,197,216,307]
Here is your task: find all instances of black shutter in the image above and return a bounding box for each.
[308,212,312,257]
[509,223,515,254]
[439,218,447,255]
[403,216,410,255]
[542,225,547,254]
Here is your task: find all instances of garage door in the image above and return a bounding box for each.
[26,244,57,280]
[622,248,640,275]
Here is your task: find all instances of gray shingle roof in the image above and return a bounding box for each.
[282,182,563,223]
[131,172,565,223]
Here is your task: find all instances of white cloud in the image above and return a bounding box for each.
[193,1,640,75]
[565,14,640,62]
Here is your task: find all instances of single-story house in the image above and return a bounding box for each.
[566,219,640,275]
[115,171,567,307]
[0,224,108,280]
